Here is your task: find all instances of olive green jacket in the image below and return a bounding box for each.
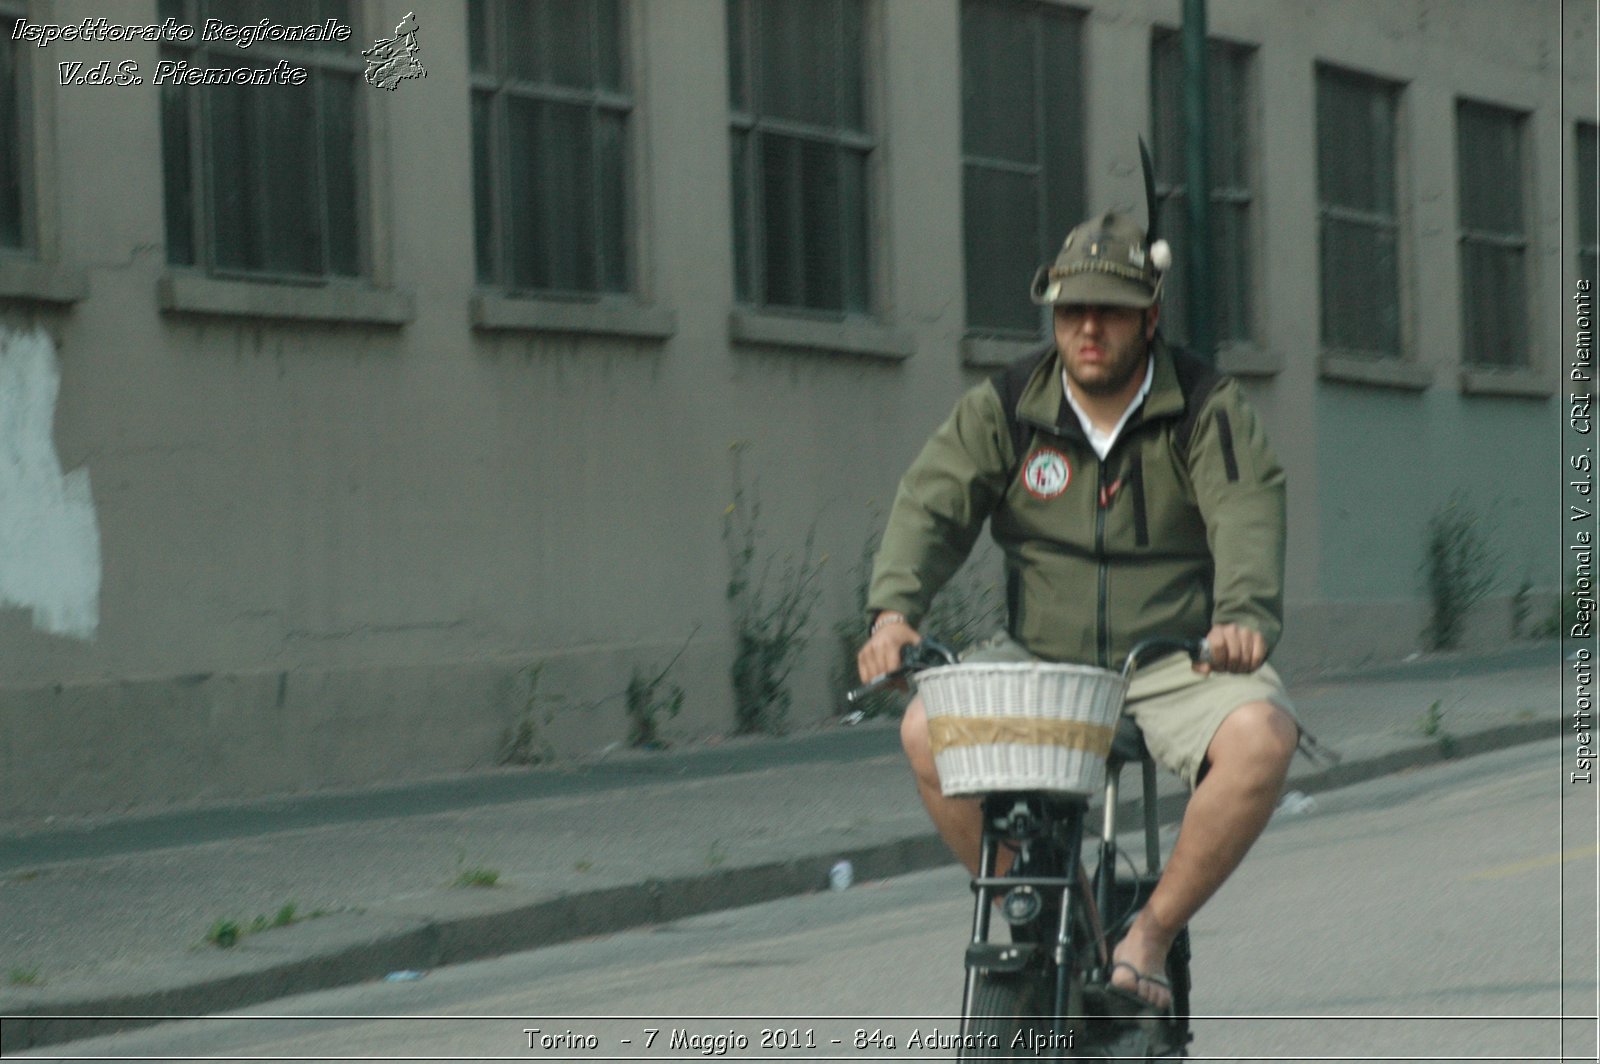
[867,338,1286,668]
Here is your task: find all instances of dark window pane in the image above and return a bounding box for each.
[731,129,751,301]
[160,73,195,265]
[505,98,547,290]
[1580,124,1598,248]
[798,138,843,311]
[596,0,623,92]
[322,73,359,276]
[961,0,1036,164]
[505,98,596,293]
[1209,47,1248,187]
[1581,124,1598,292]
[1213,200,1250,342]
[206,80,260,270]
[1039,9,1084,258]
[468,0,491,73]
[761,133,802,307]
[1,20,25,250]
[596,109,628,293]
[1317,69,1395,213]
[1461,243,1525,366]
[1151,32,1184,183]
[249,76,320,275]
[1458,102,1523,234]
[964,165,1041,334]
[504,0,545,82]
[838,0,864,132]
[546,0,596,89]
[727,0,747,110]
[1321,217,1399,355]
[544,102,595,291]
[840,148,869,312]
[471,91,495,283]
[757,0,840,128]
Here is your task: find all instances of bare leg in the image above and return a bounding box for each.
[1109,700,1298,1009]
[902,696,1010,874]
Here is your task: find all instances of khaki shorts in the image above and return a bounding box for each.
[961,631,1297,788]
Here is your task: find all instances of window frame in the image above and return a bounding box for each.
[1148,28,1259,358]
[958,0,1087,350]
[0,0,85,304]
[1454,97,1534,373]
[1578,121,1598,296]
[1312,62,1428,389]
[468,0,637,303]
[0,0,35,258]
[727,0,879,322]
[158,0,371,287]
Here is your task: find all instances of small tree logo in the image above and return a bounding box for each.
[364,11,426,91]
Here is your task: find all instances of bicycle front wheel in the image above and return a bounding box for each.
[961,967,1088,1062]
[960,970,1042,1061]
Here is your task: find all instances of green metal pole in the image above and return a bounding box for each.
[1182,0,1214,362]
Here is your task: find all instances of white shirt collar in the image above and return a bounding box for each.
[1063,355,1155,461]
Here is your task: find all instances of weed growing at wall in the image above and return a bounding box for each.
[1421,492,1498,651]
[625,630,695,748]
[501,663,563,765]
[723,444,825,734]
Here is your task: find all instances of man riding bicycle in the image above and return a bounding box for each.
[857,209,1299,1012]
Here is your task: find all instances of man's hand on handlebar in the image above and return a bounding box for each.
[1196,622,1266,675]
[857,613,922,687]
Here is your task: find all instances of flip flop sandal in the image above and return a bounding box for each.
[1088,961,1172,1017]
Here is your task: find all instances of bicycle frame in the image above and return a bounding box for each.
[847,634,1202,1057]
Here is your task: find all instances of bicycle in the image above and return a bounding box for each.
[849,635,1209,1061]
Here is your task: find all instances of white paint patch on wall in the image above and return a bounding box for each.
[0,327,101,640]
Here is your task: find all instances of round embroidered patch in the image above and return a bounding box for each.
[1022,447,1072,499]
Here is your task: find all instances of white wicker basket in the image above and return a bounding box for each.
[915,662,1129,796]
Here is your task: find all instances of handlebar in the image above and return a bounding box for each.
[845,637,959,704]
[846,635,1211,704]
[1121,636,1211,680]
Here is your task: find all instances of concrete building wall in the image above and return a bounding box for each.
[0,0,1589,822]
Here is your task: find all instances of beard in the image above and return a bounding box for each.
[1064,331,1150,397]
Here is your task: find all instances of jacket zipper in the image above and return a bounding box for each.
[1095,459,1110,669]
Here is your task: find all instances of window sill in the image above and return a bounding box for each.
[1459,366,1554,399]
[961,335,1044,369]
[158,273,415,326]
[0,259,89,305]
[729,308,915,361]
[1216,342,1283,377]
[1317,352,1433,391]
[471,294,676,340]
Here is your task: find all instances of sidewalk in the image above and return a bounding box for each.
[0,643,1564,1052]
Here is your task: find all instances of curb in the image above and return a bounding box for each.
[0,716,1561,1053]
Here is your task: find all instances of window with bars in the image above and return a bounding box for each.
[159,0,363,281]
[728,0,872,316]
[959,0,1083,338]
[1315,65,1403,359]
[1149,31,1253,348]
[1579,122,1597,296]
[1,0,29,252]
[470,0,630,297]
[1456,99,1530,369]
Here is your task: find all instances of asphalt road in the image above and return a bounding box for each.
[16,741,1595,1063]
